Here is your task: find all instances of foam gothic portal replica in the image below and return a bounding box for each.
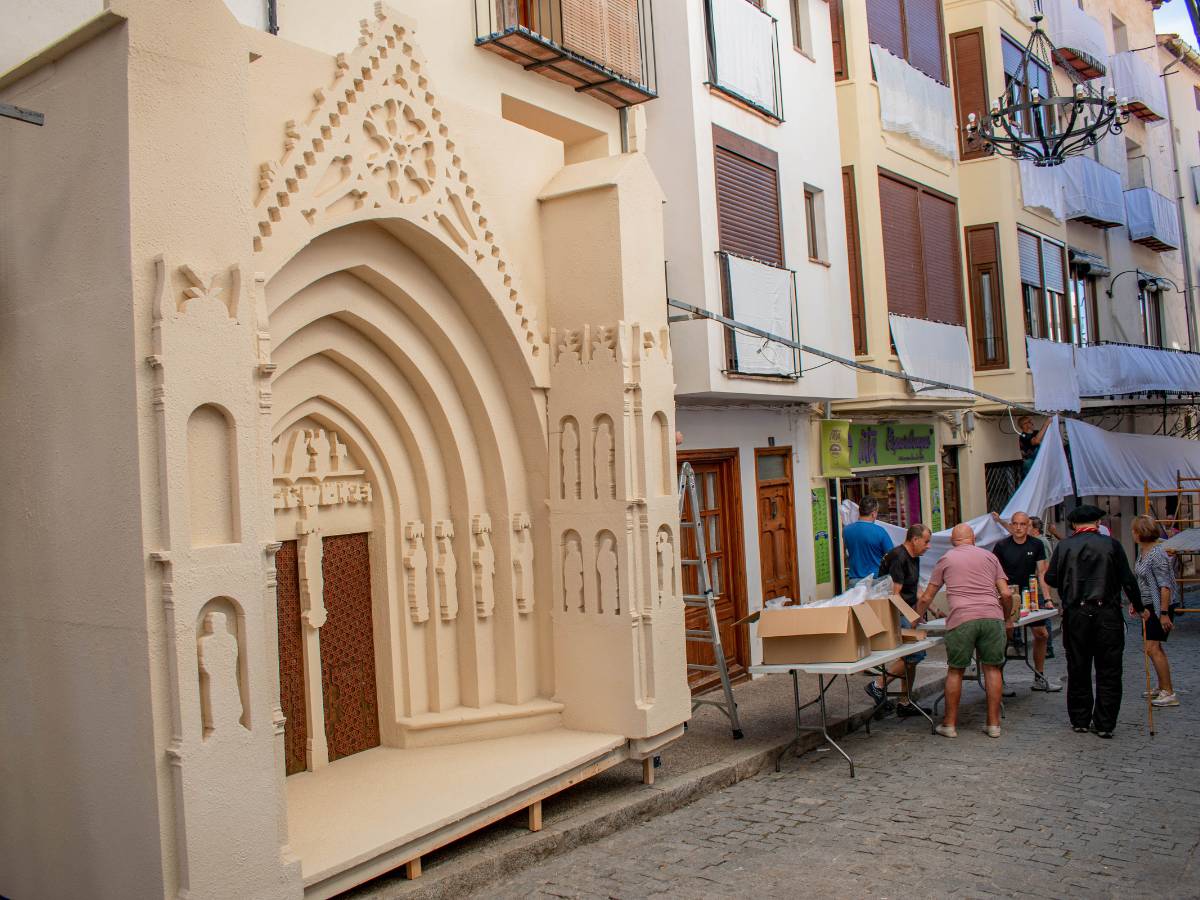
[135,4,688,897]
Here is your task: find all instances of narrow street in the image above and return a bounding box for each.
[481,622,1200,899]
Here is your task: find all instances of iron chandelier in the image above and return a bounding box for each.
[964,0,1129,167]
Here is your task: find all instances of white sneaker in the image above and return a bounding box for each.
[935,724,958,738]
[1032,673,1062,692]
[1142,689,1163,699]
[981,724,1001,738]
[1152,692,1180,707]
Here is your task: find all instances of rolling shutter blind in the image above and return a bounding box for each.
[966,223,999,266]
[950,30,988,160]
[843,168,867,354]
[714,133,783,265]
[904,0,945,82]
[1043,241,1066,293]
[867,0,905,59]
[830,0,848,80]
[1018,230,1042,286]
[879,174,925,317]
[920,192,964,324]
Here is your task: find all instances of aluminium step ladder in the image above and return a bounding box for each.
[678,462,744,739]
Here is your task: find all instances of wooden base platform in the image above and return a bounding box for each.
[288,727,629,898]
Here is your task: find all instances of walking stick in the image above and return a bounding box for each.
[1142,616,1156,738]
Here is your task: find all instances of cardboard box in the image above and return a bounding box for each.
[743,603,887,665]
[900,627,928,643]
[865,595,923,652]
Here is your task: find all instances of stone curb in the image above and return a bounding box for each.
[363,681,941,899]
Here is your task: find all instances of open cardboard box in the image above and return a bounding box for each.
[737,603,886,665]
[865,595,922,652]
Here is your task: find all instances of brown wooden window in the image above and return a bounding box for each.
[950,29,988,160]
[1002,33,1051,134]
[965,223,1008,369]
[713,126,783,266]
[791,0,812,55]
[830,0,848,80]
[842,167,867,355]
[867,0,947,83]
[878,170,964,324]
[1017,229,1069,343]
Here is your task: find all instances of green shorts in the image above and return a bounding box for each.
[945,618,1006,669]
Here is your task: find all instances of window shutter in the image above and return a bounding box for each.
[950,29,988,160]
[842,167,867,354]
[714,130,783,266]
[904,0,945,82]
[919,191,964,325]
[867,0,905,59]
[966,223,999,266]
[830,0,848,80]
[879,173,925,318]
[1043,241,1066,293]
[1018,230,1042,286]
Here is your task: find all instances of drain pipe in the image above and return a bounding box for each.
[1162,50,1198,349]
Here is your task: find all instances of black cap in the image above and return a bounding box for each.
[1067,504,1104,525]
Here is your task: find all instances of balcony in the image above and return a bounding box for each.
[1042,0,1107,79]
[704,0,783,120]
[718,252,799,378]
[1062,156,1124,228]
[1109,51,1167,121]
[474,0,657,108]
[1124,186,1181,252]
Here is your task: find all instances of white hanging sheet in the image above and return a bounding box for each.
[1075,343,1200,396]
[1000,416,1074,518]
[725,254,796,376]
[1019,161,1065,220]
[711,0,777,112]
[1109,51,1169,120]
[1026,338,1081,412]
[889,314,974,399]
[1124,187,1181,250]
[869,44,956,160]
[1061,156,1124,226]
[1066,418,1200,496]
[1041,0,1108,67]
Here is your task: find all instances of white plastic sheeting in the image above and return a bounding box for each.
[1019,161,1066,220]
[1125,187,1181,249]
[889,314,974,399]
[1001,416,1074,518]
[1109,51,1168,120]
[1066,418,1200,496]
[869,44,957,160]
[1041,0,1108,67]
[1074,343,1200,396]
[710,0,778,112]
[1061,156,1124,226]
[1027,338,1081,412]
[725,254,796,376]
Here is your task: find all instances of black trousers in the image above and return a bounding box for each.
[1062,605,1125,732]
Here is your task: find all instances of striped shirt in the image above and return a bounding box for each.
[1134,545,1179,615]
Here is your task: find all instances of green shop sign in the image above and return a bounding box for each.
[848,423,936,468]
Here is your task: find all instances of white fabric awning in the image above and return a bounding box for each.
[710,0,778,112]
[1062,156,1124,227]
[725,254,797,376]
[889,314,974,399]
[1027,338,1081,412]
[1019,161,1066,220]
[1075,343,1200,396]
[1066,418,1200,496]
[869,44,956,160]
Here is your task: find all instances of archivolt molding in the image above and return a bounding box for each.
[252,3,542,364]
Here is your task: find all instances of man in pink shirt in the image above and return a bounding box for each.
[915,524,1014,739]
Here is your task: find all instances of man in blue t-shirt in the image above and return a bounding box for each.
[843,496,894,585]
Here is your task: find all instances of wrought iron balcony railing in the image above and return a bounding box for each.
[703,0,783,120]
[474,0,657,108]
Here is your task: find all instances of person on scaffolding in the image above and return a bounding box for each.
[1017,415,1050,478]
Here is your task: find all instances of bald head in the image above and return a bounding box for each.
[950,524,975,546]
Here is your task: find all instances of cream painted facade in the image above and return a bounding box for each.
[1,1,690,897]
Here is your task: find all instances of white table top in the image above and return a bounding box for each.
[748,637,943,676]
[919,607,1059,634]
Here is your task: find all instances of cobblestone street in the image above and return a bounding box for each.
[479,621,1200,899]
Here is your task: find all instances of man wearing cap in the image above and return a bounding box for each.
[1046,504,1143,739]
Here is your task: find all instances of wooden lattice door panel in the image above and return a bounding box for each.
[561,0,643,81]
[320,532,381,763]
[275,540,307,777]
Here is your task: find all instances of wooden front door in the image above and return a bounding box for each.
[756,448,799,605]
[320,532,381,763]
[275,540,307,776]
[679,451,748,691]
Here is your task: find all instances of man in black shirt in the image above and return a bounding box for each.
[867,524,932,718]
[1046,505,1143,738]
[1017,415,1049,477]
[993,511,1060,692]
